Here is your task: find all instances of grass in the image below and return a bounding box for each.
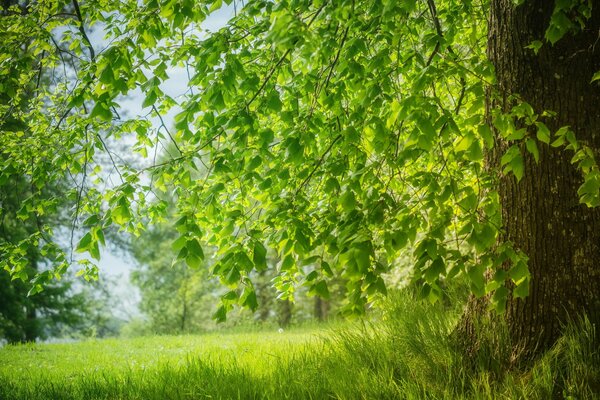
[1,291,598,399]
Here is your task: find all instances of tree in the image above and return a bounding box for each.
[1,0,598,359]
[0,0,99,343]
[0,160,91,343]
[466,0,600,357]
[130,220,219,334]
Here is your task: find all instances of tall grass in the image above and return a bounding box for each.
[0,289,597,399]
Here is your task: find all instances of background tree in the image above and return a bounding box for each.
[0,0,124,343]
[130,220,218,334]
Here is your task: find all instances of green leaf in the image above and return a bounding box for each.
[213,305,227,322]
[142,90,157,108]
[511,153,524,181]
[280,254,295,271]
[76,233,93,253]
[265,92,283,112]
[371,277,387,296]
[209,0,223,13]
[526,40,543,54]
[176,246,188,261]
[90,102,112,121]
[253,241,267,271]
[222,290,238,301]
[508,260,529,284]
[535,122,551,144]
[185,254,202,269]
[339,190,356,212]
[491,286,508,313]
[525,138,539,163]
[551,135,566,148]
[467,264,486,297]
[513,277,530,298]
[27,284,44,297]
[172,235,187,251]
[224,266,241,285]
[83,215,100,227]
[424,258,445,283]
[591,71,600,83]
[241,287,258,311]
[321,261,333,277]
[98,64,114,84]
[311,281,330,299]
[455,134,473,152]
[187,238,205,261]
[502,146,524,181]
[478,124,494,149]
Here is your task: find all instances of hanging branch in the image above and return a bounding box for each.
[72,0,95,62]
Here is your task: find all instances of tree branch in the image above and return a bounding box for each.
[246,1,328,108]
[72,0,95,62]
[295,134,342,196]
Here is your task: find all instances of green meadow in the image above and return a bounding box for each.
[1,292,598,400]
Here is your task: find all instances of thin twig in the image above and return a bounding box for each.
[295,134,342,196]
[72,0,95,62]
[245,1,328,108]
[152,104,182,155]
[324,26,349,90]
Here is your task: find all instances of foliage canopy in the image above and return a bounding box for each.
[1,0,597,317]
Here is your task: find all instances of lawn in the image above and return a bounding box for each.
[1,292,598,399]
[0,327,332,399]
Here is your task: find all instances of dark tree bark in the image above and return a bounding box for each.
[463,0,600,361]
[313,297,329,321]
[278,299,292,328]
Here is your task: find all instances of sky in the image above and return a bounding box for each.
[93,5,236,312]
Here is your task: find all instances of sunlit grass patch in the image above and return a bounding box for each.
[0,293,597,399]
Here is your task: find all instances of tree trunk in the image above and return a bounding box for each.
[463,0,600,361]
[278,299,292,328]
[314,297,329,321]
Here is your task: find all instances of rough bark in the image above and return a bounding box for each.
[462,0,600,361]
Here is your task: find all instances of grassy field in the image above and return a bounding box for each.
[1,292,598,399]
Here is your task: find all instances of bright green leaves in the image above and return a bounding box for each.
[501,145,525,182]
[455,130,484,162]
[535,122,551,144]
[489,245,530,313]
[1,0,549,320]
[141,77,164,109]
[214,280,259,322]
[413,238,449,303]
[76,230,101,261]
[253,241,268,271]
[90,100,113,121]
[74,214,108,267]
[461,243,530,313]
[525,40,543,55]
[308,280,330,299]
[266,6,306,53]
[175,237,204,269]
[280,254,295,272]
[545,0,591,45]
[412,112,437,152]
[172,215,206,269]
[572,146,600,207]
[525,138,539,163]
[467,222,497,254]
[338,190,357,213]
